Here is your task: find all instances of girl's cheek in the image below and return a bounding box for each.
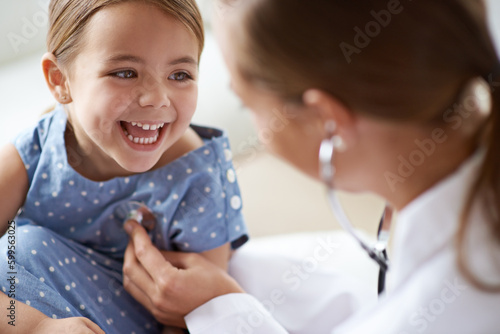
[178,90,198,119]
[109,90,137,114]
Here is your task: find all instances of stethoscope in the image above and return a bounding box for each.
[319,121,392,295]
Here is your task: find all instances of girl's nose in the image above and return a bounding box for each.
[137,76,171,109]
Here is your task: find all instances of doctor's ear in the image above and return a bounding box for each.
[302,89,357,149]
[41,52,72,104]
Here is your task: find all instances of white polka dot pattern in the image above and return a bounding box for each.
[8,106,248,332]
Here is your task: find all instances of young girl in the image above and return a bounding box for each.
[0,0,248,333]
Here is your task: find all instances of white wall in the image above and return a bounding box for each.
[0,0,211,65]
[0,0,49,66]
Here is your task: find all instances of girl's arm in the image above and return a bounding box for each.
[200,243,231,271]
[0,145,104,333]
[0,144,29,236]
[0,291,104,333]
[0,291,45,332]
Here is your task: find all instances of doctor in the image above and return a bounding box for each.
[122,0,500,332]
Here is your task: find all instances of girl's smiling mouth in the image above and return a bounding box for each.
[119,121,168,147]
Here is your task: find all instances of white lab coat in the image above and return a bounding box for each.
[185,152,500,334]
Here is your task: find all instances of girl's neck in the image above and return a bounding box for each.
[64,121,129,182]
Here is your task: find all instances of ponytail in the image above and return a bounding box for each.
[457,66,500,292]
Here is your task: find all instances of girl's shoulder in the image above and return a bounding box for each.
[153,124,230,172]
[11,105,65,182]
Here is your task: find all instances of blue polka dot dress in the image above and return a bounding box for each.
[0,105,249,333]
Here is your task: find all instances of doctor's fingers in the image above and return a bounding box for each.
[123,273,187,328]
[123,245,186,327]
[123,241,157,297]
[159,250,208,269]
[124,219,180,280]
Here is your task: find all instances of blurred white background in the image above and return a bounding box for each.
[1,0,499,238]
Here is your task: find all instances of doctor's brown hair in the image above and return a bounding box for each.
[47,0,204,68]
[222,0,500,290]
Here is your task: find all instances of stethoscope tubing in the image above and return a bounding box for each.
[320,125,391,294]
[325,189,390,294]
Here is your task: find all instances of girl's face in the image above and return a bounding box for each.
[64,2,199,176]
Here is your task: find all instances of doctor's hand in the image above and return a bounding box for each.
[123,220,244,328]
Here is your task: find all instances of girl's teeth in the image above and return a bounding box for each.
[124,129,159,145]
[128,121,164,130]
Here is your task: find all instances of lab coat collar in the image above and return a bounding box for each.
[389,150,485,291]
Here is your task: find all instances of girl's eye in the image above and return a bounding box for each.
[113,70,137,79]
[169,72,192,81]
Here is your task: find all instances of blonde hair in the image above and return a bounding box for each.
[47,0,204,68]
[226,0,500,291]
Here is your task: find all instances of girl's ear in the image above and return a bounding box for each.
[41,52,72,104]
[302,88,358,150]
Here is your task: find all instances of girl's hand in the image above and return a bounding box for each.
[123,220,244,328]
[32,317,104,334]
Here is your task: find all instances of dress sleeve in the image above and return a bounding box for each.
[11,116,48,185]
[167,135,249,252]
[185,294,289,334]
